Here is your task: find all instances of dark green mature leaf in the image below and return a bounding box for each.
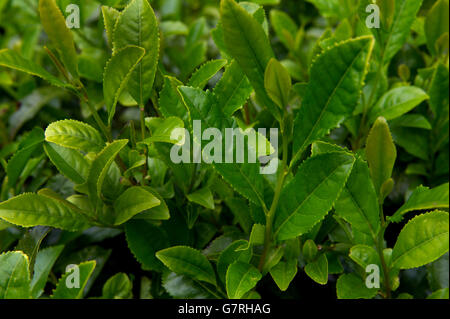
[368,86,429,123]
[0,251,31,299]
[103,46,145,124]
[217,240,252,284]
[226,261,261,299]
[113,0,160,106]
[429,63,449,129]
[213,60,253,117]
[392,211,449,269]
[44,142,89,184]
[336,273,378,299]
[264,58,291,109]
[30,245,64,299]
[187,187,215,210]
[365,117,396,199]
[45,120,105,153]
[51,261,96,299]
[389,183,449,223]
[292,37,373,163]
[0,49,69,88]
[220,0,280,121]
[305,254,328,285]
[335,157,380,239]
[0,193,90,231]
[425,0,449,56]
[85,139,128,210]
[156,246,216,285]
[39,0,79,79]
[159,76,190,127]
[125,220,169,271]
[274,152,355,241]
[113,186,161,225]
[162,272,214,299]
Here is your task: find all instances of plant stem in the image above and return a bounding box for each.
[374,205,392,299]
[140,104,149,185]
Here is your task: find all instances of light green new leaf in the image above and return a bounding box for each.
[365,117,396,199]
[125,220,169,272]
[392,211,449,269]
[131,187,169,220]
[45,120,105,153]
[113,0,160,106]
[336,273,378,299]
[429,63,449,120]
[143,117,185,145]
[188,59,227,89]
[0,193,90,231]
[0,49,69,88]
[425,0,449,56]
[102,273,133,299]
[156,246,216,285]
[44,142,89,184]
[335,157,380,239]
[102,6,120,47]
[214,60,253,117]
[30,245,64,299]
[428,288,450,299]
[368,86,429,123]
[264,58,292,109]
[274,152,355,241]
[226,261,262,299]
[159,76,190,127]
[270,10,297,50]
[51,261,96,299]
[39,0,78,79]
[270,259,298,291]
[86,139,128,210]
[0,251,31,299]
[217,240,252,284]
[390,183,449,223]
[103,46,145,124]
[304,254,328,285]
[187,187,215,210]
[349,245,380,269]
[220,0,280,121]
[292,37,373,163]
[113,186,161,225]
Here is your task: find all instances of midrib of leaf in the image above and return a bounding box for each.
[394,231,449,265]
[295,42,368,160]
[344,186,377,239]
[275,162,350,238]
[2,253,29,299]
[220,75,247,113]
[382,0,407,62]
[137,2,143,105]
[233,267,255,298]
[162,255,212,280]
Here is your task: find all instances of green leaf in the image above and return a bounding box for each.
[162,272,214,299]
[427,253,449,291]
[156,246,216,285]
[429,63,449,122]
[220,0,280,120]
[44,142,89,184]
[188,59,227,89]
[270,259,298,291]
[39,0,79,79]
[101,6,120,47]
[365,117,397,199]
[0,193,90,231]
[0,251,31,299]
[7,127,44,188]
[425,0,449,56]
[45,120,105,153]
[103,45,145,124]
[0,49,69,88]
[334,157,380,239]
[389,183,449,223]
[159,76,190,127]
[125,220,169,271]
[306,0,348,19]
[214,60,253,117]
[264,58,292,109]
[113,186,161,225]
[274,152,355,241]
[392,211,449,269]
[304,254,328,285]
[226,261,262,299]
[186,187,215,210]
[428,288,449,299]
[270,10,297,50]
[336,273,378,299]
[132,187,170,220]
[349,245,380,269]
[302,239,318,263]
[30,245,64,299]
[368,86,429,123]
[113,0,160,106]
[86,139,128,210]
[143,116,185,145]
[102,273,133,299]
[217,240,252,284]
[51,261,96,299]
[292,37,373,163]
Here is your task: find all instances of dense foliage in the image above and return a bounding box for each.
[0,0,448,300]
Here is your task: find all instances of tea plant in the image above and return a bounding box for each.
[0,0,448,300]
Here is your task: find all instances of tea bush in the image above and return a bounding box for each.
[0,0,448,300]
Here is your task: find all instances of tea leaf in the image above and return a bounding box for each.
[336,273,378,299]
[270,259,298,291]
[30,245,64,299]
[0,251,31,299]
[304,254,328,285]
[226,261,261,299]
[188,59,227,89]
[102,273,132,299]
[51,261,96,299]
[264,58,292,109]
[425,0,449,56]
[187,187,215,210]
